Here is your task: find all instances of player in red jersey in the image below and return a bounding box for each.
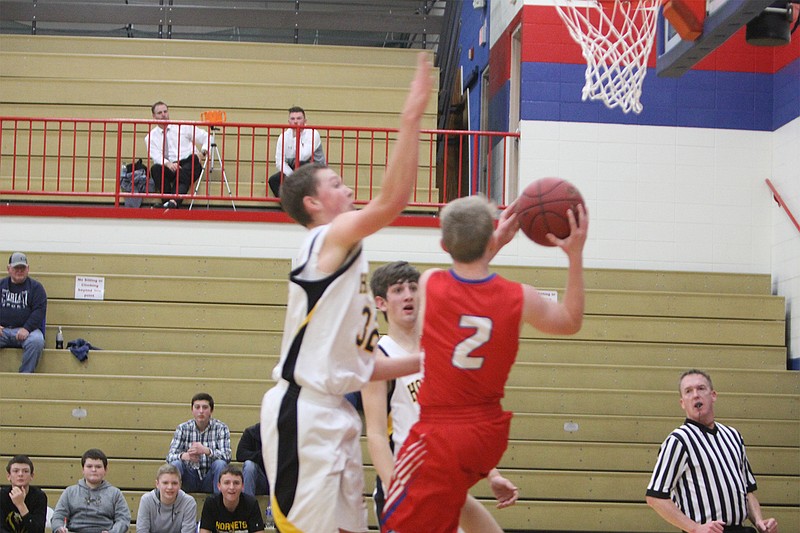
[382,195,588,532]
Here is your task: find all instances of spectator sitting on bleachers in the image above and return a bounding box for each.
[167,392,231,495]
[50,448,130,533]
[199,465,263,533]
[136,464,198,533]
[145,101,209,209]
[0,252,47,373]
[2,455,47,533]
[235,423,269,497]
[268,106,326,197]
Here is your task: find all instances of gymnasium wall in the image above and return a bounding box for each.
[472,0,800,363]
[492,2,800,130]
[459,2,491,133]
[480,1,800,275]
[771,116,800,368]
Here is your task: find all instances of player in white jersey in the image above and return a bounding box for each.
[260,54,433,533]
[363,261,519,533]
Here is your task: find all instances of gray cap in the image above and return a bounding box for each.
[8,252,28,267]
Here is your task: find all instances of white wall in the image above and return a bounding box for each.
[0,114,779,274]
[518,120,775,273]
[0,215,444,264]
[1,120,783,276]
[771,116,800,362]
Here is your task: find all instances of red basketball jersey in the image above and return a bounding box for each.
[418,269,524,409]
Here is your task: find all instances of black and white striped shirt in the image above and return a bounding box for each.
[646,418,757,526]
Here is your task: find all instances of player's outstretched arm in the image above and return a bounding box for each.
[371,352,421,381]
[326,53,433,252]
[522,204,587,335]
[362,379,395,486]
[485,204,519,263]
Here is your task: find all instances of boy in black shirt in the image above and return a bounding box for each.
[1,455,47,533]
[199,465,263,533]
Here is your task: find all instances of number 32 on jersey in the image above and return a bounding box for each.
[356,305,380,353]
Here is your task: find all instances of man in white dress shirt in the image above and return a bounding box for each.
[145,101,209,208]
[268,106,326,197]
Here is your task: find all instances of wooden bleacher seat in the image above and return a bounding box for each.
[0,35,437,123]
[1,252,797,531]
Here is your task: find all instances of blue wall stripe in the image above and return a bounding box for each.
[520,59,798,131]
[774,58,800,130]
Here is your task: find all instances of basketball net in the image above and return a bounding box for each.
[554,0,662,114]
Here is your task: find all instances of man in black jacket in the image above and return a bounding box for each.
[236,423,269,496]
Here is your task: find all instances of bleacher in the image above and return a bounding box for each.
[0,34,442,209]
[0,34,434,127]
[1,252,797,532]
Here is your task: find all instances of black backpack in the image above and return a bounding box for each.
[120,159,156,207]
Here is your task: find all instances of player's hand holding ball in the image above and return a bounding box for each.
[514,177,588,252]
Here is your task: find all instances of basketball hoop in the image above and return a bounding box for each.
[554,0,662,114]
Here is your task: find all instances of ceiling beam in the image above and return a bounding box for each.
[0,1,442,36]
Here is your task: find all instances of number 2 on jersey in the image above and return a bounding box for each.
[452,315,492,369]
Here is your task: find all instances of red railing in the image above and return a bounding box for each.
[766,178,800,234]
[0,117,518,213]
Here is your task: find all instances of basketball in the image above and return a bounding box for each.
[515,177,585,246]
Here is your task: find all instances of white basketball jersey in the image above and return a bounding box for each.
[378,335,423,455]
[272,224,377,395]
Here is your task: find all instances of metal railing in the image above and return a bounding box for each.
[0,116,518,213]
[766,178,800,234]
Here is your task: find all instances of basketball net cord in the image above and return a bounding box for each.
[555,0,662,114]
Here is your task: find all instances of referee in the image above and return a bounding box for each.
[646,369,779,533]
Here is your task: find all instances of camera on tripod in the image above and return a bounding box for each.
[192,110,235,211]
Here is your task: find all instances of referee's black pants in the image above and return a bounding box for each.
[689,526,756,533]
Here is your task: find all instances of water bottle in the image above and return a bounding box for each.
[55,326,64,349]
[264,504,275,530]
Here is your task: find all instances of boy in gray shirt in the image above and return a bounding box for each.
[51,449,130,533]
[137,464,197,533]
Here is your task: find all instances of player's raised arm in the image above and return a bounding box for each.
[325,53,434,252]
[522,204,588,335]
[485,204,520,262]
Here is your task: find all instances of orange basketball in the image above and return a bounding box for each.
[515,178,585,246]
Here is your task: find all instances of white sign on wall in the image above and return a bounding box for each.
[75,276,105,300]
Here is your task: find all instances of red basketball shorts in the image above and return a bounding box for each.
[382,406,512,533]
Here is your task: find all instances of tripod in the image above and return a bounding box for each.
[190,125,236,211]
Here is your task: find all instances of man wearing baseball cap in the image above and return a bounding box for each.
[1,252,47,372]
